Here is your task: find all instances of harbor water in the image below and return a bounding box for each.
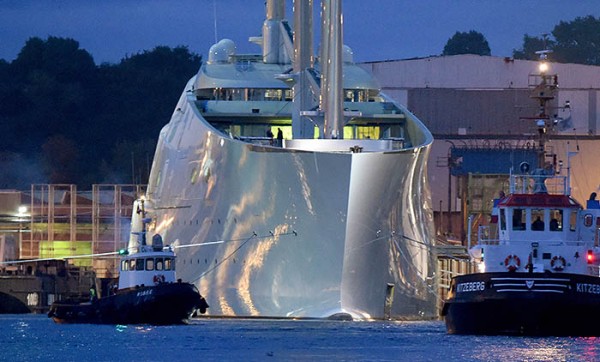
[2,314,599,361]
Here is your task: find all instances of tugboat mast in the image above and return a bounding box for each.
[530,49,558,171]
[522,49,565,194]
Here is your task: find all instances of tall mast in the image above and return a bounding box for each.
[263,0,288,64]
[290,0,348,140]
[291,0,315,139]
[320,0,344,139]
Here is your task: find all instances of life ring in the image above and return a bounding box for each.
[504,254,521,272]
[551,256,566,271]
[153,274,165,284]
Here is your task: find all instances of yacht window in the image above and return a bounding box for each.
[146,258,155,271]
[248,89,265,101]
[155,258,164,271]
[165,258,172,271]
[570,210,578,231]
[264,89,282,101]
[355,126,380,140]
[531,209,545,231]
[500,209,506,230]
[136,258,145,271]
[512,209,525,230]
[229,88,244,101]
[344,90,357,102]
[549,209,563,231]
[344,89,367,102]
[196,89,212,100]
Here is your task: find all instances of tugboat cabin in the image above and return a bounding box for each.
[479,175,600,275]
[498,193,580,240]
[118,235,177,290]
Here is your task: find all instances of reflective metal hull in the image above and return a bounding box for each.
[144,82,437,319]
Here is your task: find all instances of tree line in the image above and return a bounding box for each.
[0,37,201,189]
[443,15,600,65]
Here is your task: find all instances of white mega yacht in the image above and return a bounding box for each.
[138,0,436,319]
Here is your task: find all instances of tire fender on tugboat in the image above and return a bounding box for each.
[504,254,520,272]
[551,256,566,271]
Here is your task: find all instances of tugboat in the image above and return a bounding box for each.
[48,198,208,325]
[442,52,600,336]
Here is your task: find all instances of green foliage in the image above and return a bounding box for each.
[513,16,600,65]
[12,36,96,83]
[0,37,202,188]
[442,31,491,56]
[513,34,555,60]
[552,16,600,65]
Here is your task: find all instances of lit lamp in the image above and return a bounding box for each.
[535,49,552,75]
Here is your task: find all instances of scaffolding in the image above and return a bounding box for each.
[22,184,145,277]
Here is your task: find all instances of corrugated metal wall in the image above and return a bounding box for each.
[407,88,540,135]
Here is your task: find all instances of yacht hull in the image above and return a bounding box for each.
[145,84,436,320]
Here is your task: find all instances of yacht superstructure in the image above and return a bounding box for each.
[141,0,436,319]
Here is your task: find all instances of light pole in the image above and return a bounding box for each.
[17,206,27,260]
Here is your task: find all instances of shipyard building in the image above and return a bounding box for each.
[363,54,600,242]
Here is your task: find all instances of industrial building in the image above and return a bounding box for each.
[363,54,600,242]
[0,184,144,313]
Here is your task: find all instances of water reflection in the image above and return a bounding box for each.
[459,336,600,362]
[2,315,600,361]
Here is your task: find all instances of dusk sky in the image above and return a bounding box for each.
[1,0,599,64]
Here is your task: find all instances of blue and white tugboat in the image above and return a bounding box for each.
[48,199,208,325]
[442,53,600,336]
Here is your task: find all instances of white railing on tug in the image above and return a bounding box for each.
[509,173,569,195]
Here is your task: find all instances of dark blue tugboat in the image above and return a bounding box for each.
[442,52,600,336]
[48,198,208,325]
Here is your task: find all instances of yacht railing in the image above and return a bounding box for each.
[234,136,274,146]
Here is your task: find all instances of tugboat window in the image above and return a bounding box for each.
[121,260,128,271]
[165,258,172,271]
[155,258,164,271]
[146,258,154,271]
[500,209,506,230]
[129,259,136,270]
[136,259,145,271]
[531,209,545,231]
[512,209,525,230]
[550,209,562,231]
[585,214,594,227]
